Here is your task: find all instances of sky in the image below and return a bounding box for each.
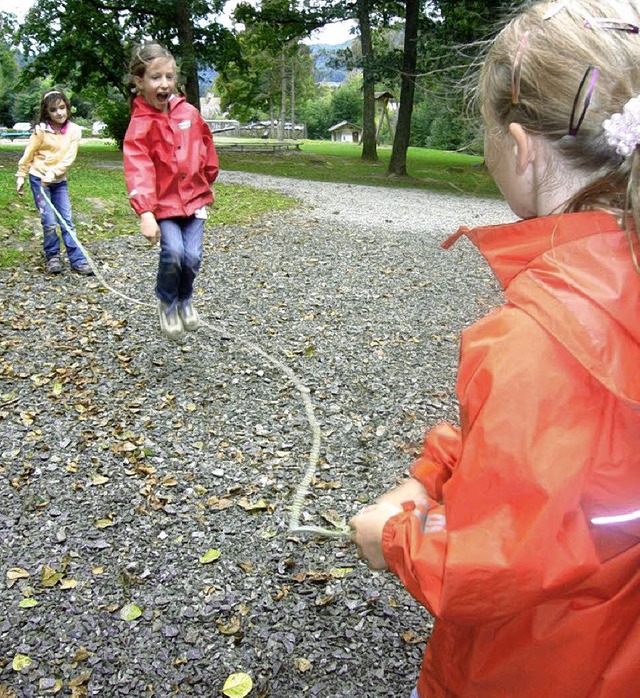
[0,0,357,45]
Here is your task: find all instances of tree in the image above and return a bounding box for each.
[387,0,419,175]
[16,0,240,144]
[0,12,19,127]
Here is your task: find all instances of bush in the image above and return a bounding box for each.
[96,96,130,150]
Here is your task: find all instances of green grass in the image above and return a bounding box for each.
[0,142,298,268]
[0,138,499,268]
[216,138,499,198]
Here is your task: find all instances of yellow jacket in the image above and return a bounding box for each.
[16,121,82,182]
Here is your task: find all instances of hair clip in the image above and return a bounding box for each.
[568,65,599,137]
[511,31,531,106]
[584,18,640,33]
[43,90,62,98]
[543,1,569,21]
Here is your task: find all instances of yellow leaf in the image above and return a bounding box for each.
[217,617,241,635]
[222,672,253,698]
[18,598,38,609]
[94,517,114,529]
[60,579,78,590]
[199,549,221,564]
[120,603,143,621]
[329,567,354,579]
[51,382,63,396]
[90,474,109,486]
[41,564,63,588]
[294,657,312,672]
[12,653,33,671]
[6,567,30,588]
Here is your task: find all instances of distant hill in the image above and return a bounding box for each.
[309,41,351,84]
[198,39,352,93]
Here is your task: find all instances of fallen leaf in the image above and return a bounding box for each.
[294,657,312,672]
[90,474,109,486]
[12,654,33,671]
[222,672,253,698]
[18,598,38,609]
[41,564,63,588]
[329,567,354,579]
[199,549,221,564]
[60,579,78,590]
[217,617,241,635]
[6,567,30,588]
[119,603,143,621]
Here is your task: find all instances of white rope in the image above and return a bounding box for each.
[39,187,351,540]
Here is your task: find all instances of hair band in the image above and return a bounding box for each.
[568,65,599,137]
[43,90,63,99]
[511,31,531,106]
[584,18,640,33]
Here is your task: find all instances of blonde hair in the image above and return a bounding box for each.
[479,0,640,264]
[127,42,177,105]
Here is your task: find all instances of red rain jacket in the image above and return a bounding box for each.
[123,94,218,220]
[383,211,640,697]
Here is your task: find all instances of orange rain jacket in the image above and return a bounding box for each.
[382,211,640,697]
[123,94,218,221]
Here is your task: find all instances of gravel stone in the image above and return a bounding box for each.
[0,171,514,697]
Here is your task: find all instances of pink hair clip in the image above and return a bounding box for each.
[584,17,640,33]
[511,31,531,106]
[568,65,599,137]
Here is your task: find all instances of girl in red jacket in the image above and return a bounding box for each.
[123,43,219,340]
[351,1,640,696]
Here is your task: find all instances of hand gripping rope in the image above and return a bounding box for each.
[39,187,352,540]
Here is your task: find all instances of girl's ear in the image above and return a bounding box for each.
[133,75,143,91]
[508,123,535,175]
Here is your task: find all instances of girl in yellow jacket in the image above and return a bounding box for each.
[15,89,93,275]
[351,1,640,696]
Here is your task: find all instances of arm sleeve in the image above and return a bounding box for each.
[16,131,43,178]
[411,422,461,501]
[383,307,601,623]
[201,118,219,185]
[51,126,81,178]
[123,122,158,215]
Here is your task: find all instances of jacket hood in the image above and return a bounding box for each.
[445,211,640,408]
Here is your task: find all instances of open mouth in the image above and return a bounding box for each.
[156,93,169,103]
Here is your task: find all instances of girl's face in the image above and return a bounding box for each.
[135,58,176,112]
[47,100,69,129]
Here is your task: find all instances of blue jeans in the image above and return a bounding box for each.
[29,175,86,266]
[410,689,418,698]
[157,215,204,308]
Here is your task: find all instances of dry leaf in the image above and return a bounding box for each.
[222,672,253,698]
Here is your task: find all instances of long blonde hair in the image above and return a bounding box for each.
[479,0,640,265]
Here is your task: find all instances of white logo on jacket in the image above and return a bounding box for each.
[178,120,192,130]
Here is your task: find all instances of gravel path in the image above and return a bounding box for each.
[0,173,514,698]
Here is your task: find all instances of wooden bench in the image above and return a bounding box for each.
[216,142,301,153]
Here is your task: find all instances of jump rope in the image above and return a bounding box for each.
[39,187,353,541]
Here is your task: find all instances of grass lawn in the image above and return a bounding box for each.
[0,138,499,268]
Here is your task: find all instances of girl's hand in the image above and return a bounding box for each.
[16,177,25,196]
[140,212,160,243]
[349,502,402,571]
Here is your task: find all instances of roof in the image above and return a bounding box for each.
[374,90,395,100]
[328,120,362,132]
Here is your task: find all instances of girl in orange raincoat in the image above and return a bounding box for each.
[350,1,640,696]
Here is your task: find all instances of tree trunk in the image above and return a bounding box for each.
[357,0,378,162]
[278,48,286,141]
[388,0,419,176]
[290,60,296,140]
[176,0,200,109]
